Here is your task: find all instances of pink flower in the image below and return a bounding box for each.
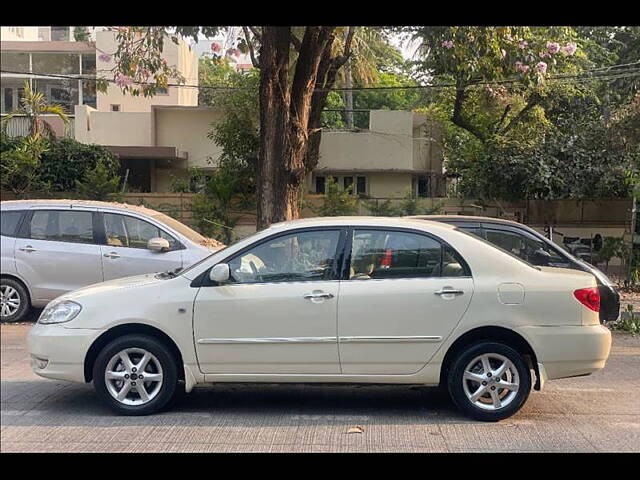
[518,40,528,49]
[115,73,133,88]
[442,40,454,49]
[211,42,221,53]
[515,61,530,73]
[546,42,560,54]
[561,42,577,56]
[98,53,111,62]
[540,51,551,59]
[535,61,548,74]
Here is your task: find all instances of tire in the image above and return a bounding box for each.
[1,278,30,323]
[93,334,179,416]
[447,341,531,422]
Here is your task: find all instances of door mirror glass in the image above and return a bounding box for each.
[147,237,170,252]
[209,263,230,283]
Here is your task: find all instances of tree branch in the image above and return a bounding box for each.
[248,26,261,41]
[242,26,260,68]
[501,91,541,134]
[452,84,486,142]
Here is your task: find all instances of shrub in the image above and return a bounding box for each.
[310,177,358,216]
[74,159,123,201]
[0,136,49,196]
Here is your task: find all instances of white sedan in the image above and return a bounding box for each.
[27,217,612,421]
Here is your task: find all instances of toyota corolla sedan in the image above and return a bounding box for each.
[1,200,224,322]
[27,217,612,421]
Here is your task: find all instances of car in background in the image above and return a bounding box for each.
[1,200,224,322]
[411,215,620,323]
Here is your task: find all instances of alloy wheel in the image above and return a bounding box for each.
[104,348,164,406]
[0,285,21,318]
[462,353,520,410]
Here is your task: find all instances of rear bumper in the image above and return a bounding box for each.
[27,323,102,383]
[516,324,612,381]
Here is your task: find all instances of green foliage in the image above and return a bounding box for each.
[189,166,242,244]
[310,177,358,216]
[73,27,90,42]
[74,159,123,201]
[364,191,446,217]
[596,237,626,269]
[611,305,640,335]
[169,167,207,193]
[39,137,121,191]
[200,56,259,197]
[364,198,399,216]
[0,136,49,196]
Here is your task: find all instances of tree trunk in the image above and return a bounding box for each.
[256,26,336,230]
[256,27,292,230]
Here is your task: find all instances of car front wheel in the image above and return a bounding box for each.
[447,341,531,422]
[93,334,178,415]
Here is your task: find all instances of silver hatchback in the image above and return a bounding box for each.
[1,200,224,322]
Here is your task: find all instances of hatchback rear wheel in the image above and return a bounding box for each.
[447,341,531,422]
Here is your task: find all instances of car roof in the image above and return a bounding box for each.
[0,199,164,217]
[409,214,532,228]
[266,216,457,232]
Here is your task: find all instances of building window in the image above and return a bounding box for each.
[156,87,169,95]
[51,27,71,42]
[32,52,80,75]
[111,104,121,112]
[0,52,30,73]
[315,176,326,194]
[417,175,429,197]
[343,176,354,193]
[356,176,367,195]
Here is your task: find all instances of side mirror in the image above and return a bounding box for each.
[209,263,230,283]
[532,248,552,265]
[147,237,170,252]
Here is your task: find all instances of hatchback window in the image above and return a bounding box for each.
[0,211,24,237]
[227,230,341,284]
[104,213,178,250]
[29,210,94,244]
[349,229,467,279]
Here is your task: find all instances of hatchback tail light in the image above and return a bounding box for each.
[574,287,600,312]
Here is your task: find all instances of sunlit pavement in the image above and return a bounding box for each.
[1,324,639,453]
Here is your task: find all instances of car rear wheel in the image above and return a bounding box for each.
[447,341,531,422]
[1,278,30,323]
[93,334,178,415]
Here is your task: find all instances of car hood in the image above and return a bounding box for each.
[56,273,167,303]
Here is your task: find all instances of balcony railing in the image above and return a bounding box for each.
[1,115,75,139]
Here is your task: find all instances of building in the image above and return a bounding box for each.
[311,110,445,198]
[1,27,197,136]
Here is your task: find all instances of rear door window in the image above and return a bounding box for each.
[484,228,566,266]
[0,211,24,237]
[29,210,95,244]
[349,229,469,279]
[103,213,178,250]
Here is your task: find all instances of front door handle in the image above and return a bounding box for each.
[19,245,36,253]
[434,288,464,296]
[103,252,121,259]
[303,292,334,300]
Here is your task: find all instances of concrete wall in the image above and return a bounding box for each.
[155,108,224,169]
[75,105,153,146]
[95,30,198,112]
[1,27,39,41]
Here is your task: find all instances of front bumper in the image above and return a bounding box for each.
[516,324,612,381]
[27,322,103,383]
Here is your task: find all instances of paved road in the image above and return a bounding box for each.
[1,324,639,453]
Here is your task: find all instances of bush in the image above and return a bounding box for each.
[0,136,49,196]
[74,159,123,201]
[310,177,358,216]
[39,137,120,191]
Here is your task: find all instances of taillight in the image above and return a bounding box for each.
[574,287,600,312]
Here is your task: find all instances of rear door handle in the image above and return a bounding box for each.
[103,252,121,259]
[19,246,36,253]
[303,292,334,300]
[434,288,464,296]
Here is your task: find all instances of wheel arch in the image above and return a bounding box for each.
[439,326,542,390]
[84,323,185,383]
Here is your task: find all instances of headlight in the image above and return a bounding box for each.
[38,300,82,324]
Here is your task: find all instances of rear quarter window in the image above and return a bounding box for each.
[0,211,24,237]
